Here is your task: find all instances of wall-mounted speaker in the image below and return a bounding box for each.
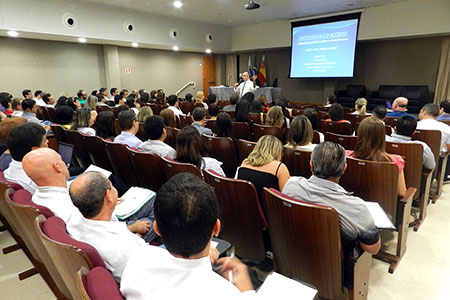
[62,13,78,29]
[123,21,135,34]
[169,28,178,40]
[206,33,213,43]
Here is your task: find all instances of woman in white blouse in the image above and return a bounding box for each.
[71,107,97,136]
[285,115,317,151]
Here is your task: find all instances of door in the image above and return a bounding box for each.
[202,56,216,97]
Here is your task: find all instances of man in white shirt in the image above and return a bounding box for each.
[114,110,142,149]
[234,72,257,98]
[417,103,450,154]
[68,171,155,282]
[22,89,33,100]
[167,94,185,117]
[138,115,176,159]
[4,123,48,194]
[33,90,46,106]
[42,93,56,108]
[120,173,255,299]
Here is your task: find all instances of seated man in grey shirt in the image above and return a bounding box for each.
[138,115,176,159]
[191,108,213,136]
[386,115,435,170]
[282,142,381,258]
[222,93,239,112]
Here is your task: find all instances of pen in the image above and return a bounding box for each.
[229,249,235,284]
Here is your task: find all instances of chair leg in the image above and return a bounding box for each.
[431,155,448,203]
[18,267,39,280]
[3,243,21,254]
[414,171,433,232]
[0,225,6,231]
[350,251,371,300]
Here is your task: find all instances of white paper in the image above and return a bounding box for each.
[210,241,218,249]
[85,164,112,178]
[114,187,155,219]
[364,201,396,230]
[257,272,318,299]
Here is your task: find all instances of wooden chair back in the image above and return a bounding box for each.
[343,107,356,115]
[236,139,256,162]
[248,113,262,124]
[205,119,216,133]
[164,126,178,149]
[83,135,113,172]
[46,107,57,123]
[232,122,252,141]
[312,130,321,144]
[346,114,370,133]
[203,170,266,261]
[325,132,358,150]
[76,267,124,300]
[102,140,138,187]
[439,120,450,126]
[384,117,400,128]
[160,157,202,180]
[50,125,69,143]
[179,102,192,115]
[202,135,239,178]
[65,130,93,169]
[317,111,329,120]
[148,103,159,115]
[135,122,148,141]
[354,122,392,136]
[320,120,353,135]
[220,110,235,119]
[113,119,121,136]
[252,124,282,142]
[412,129,441,168]
[0,183,22,240]
[291,108,304,116]
[179,115,192,129]
[282,147,312,178]
[96,105,112,114]
[127,148,166,192]
[262,188,343,300]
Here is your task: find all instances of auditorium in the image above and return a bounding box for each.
[0,0,449,299]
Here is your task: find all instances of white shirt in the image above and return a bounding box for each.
[168,106,185,117]
[33,97,46,107]
[234,80,257,98]
[138,140,176,159]
[202,157,226,177]
[66,216,147,282]
[77,127,96,136]
[32,186,82,223]
[416,119,450,153]
[12,110,23,117]
[120,246,255,299]
[4,159,37,194]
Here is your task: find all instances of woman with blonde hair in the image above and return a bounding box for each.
[286,115,316,151]
[265,106,285,127]
[137,106,153,123]
[71,107,97,136]
[195,91,208,109]
[160,108,177,128]
[351,98,368,115]
[237,135,290,209]
[85,95,98,110]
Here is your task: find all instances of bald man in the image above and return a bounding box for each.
[387,97,416,118]
[234,72,258,98]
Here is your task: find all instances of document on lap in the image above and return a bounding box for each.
[113,186,156,220]
[364,201,396,230]
[84,164,112,178]
[257,272,318,299]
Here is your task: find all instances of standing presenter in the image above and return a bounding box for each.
[234,72,258,98]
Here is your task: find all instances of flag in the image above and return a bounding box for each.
[248,55,258,77]
[258,54,267,87]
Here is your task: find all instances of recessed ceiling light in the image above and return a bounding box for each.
[205,49,212,54]
[172,45,179,51]
[173,1,183,8]
[78,37,87,43]
[132,42,139,48]
[7,30,19,37]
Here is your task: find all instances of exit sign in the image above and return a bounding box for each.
[125,67,131,73]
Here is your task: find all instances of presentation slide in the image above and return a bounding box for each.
[290,19,359,78]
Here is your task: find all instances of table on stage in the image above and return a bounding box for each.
[209,86,283,103]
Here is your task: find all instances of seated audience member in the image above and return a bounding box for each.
[265,106,285,127]
[114,111,142,148]
[250,100,263,114]
[0,95,13,116]
[120,173,255,299]
[71,107,97,136]
[437,100,450,121]
[285,115,316,151]
[22,89,33,100]
[234,100,252,125]
[0,117,28,170]
[55,106,74,129]
[241,92,255,106]
[351,98,368,115]
[167,94,185,117]
[55,96,81,111]
[222,93,239,112]
[258,95,269,112]
[372,106,388,123]
[95,110,116,140]
[109,88,119,101]
[139,116,176,159]
[387,97,415,118]
[160,108,177,128]
[91,90,98,97]
[114,94,125,107]
[417,103,450,154]
[127,95,140,114]
[33,90,45,106]
[184,93,193,103]
[42,93,55,108]
[304,108,324,143]
[207,93,218,107]
[324,94,337,107]
[149,90,157,101]
[4,123,48,193]
[215,112,233,138]
[140,92,150,104]
[21,99,42,124]
[137,106,153,122]
[116,104,130,115]
[386,115,435,170]
[282,141,380,266]
[326,103,350,123]
[120,89,129,101]
[155,91,166,105]
[84,95,97,110]
[195,91,208,109]
[191,108,213,136]
[68,172,156,282]
[277,96,290,109]
[176,126,225,176]
[77,89,88,105]
[208,104,220,120]
[11,98,23,117]
[99,87,108,100]
[274,100,291,127]
[237,135,290,208]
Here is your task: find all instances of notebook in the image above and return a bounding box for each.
[113,186,156,220]
[364,201,396,230]
[257,272,318,299]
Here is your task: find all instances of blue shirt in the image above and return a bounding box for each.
[386,110,416,119]
[114,131,142,149]
[437,114,450,121]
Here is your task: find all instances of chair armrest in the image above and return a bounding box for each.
[399,187,417,204]
[348,250,372,298]
[347,249,372,264]
[422,168,434,176]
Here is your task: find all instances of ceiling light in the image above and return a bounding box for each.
[173,1,183,8]
[205,49,212,54]
[7,31,19,37]
[78,37,87,43]
[131,42,139,48]
[172,45,179,51]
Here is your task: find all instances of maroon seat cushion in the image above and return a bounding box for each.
[0,170,25,191]
[11,189,54,218]
[43,216,106,268]
[86,267,124,300]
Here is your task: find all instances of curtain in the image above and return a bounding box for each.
[225,55,237,86]
[434,38,450,103]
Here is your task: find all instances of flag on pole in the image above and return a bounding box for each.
[248,55,258,77]
[258,54,267,87]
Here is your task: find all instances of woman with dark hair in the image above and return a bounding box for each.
[94,110,116,140]
[326,103,350,123]
[241,92,255,106]
[286,115,316,151]
[208,104,220,120]
[55,106,74,128]
[160,108,177,128]
[114,94,125,106]
[71,107,96,136]
[234,100,252,125]
[250,100,262,113]
[215,112,232,138]
[185,93,194,103]
[175,126,225,176]
[55,96,81,111]
[304,108,324,142]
